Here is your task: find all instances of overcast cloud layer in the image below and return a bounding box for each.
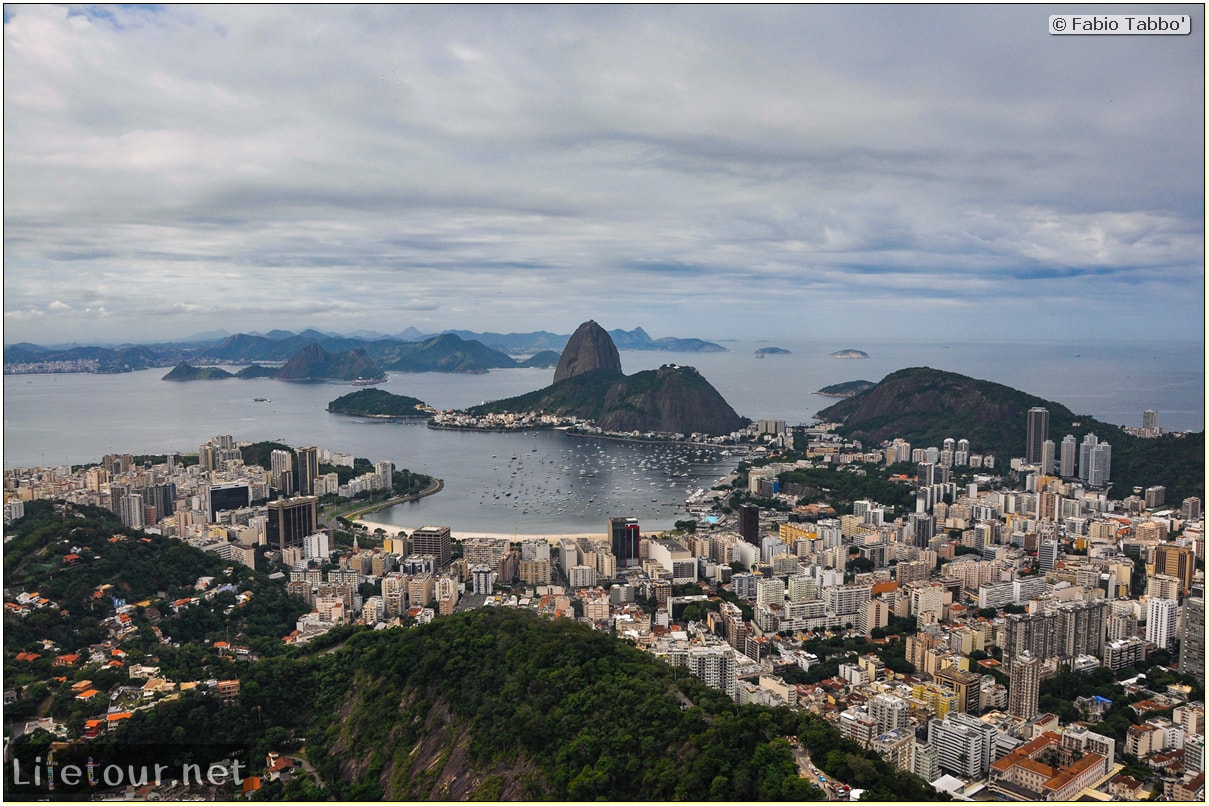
[3,4,1204,345]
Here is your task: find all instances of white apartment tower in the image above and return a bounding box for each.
[1146,597,1179,651]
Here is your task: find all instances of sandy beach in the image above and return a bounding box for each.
[354,517,606,545]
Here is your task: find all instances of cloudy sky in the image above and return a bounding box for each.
[3,4,1204,346]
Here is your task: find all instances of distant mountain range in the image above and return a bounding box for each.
[5,326,726,374]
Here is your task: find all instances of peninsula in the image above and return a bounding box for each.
[466,321,747,436]
[815,379,875,398]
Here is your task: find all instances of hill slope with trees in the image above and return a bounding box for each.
[817,366,1204,501]
[109,609,943,801]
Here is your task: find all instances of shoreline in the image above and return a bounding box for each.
[352,516,608,545]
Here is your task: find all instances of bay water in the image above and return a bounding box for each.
[3,338,1202,533]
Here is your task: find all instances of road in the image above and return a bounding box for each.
[786,737,848,801]
[318,478,444,531]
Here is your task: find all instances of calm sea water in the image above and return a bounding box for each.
[3,339,1202,532]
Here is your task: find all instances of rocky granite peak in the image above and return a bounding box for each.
[553,320,623,383]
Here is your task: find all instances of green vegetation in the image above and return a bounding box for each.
[384,333,516,374]
[3,503,309,676]
[1106,430,1204,503]
[516,349,561,368]
[775,464,916,515]
[106,610,936,800]
[471,363,748,436]
[327,388,429,417]
[817,367,1204,502]
[161,361,234,381]
[240,440,296,473]
[470,367,625,419]
[815,379,875,397]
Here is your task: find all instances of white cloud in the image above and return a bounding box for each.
[2,4,1203,345]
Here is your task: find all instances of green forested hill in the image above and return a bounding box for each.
[327,388,429,416]
[3,501,307,664]
[109,609,943,801]
[817,367,1204,501]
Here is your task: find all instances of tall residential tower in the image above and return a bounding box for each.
[1025,407,1049,465]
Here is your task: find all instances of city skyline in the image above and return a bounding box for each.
[4,5,1204,346]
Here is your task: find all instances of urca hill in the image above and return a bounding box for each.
[470,320,747,436]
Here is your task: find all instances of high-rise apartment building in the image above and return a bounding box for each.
[1040,440,1056,475]
[1054,600,1107,661]
[270,449,294,494]
[1038,538,1059,572]
[1146,598,1179,651]
[1004,611,1056,670]
[1143,409,1159,430]
[1179,596,1205,684]
[1182,497,1202,520]
[374,460,394,491]
[118,492,145,529]
[928,712,997,779]
[1026,408,1049,465]
[1077,434,1111,486]
[297,446,319,496]
[687,645,736,700]
[870,693,910,735]
[265,496,318,551]
[1008,650,1042,720]
[1059,435,1077,477]
[1087,442,1111,487]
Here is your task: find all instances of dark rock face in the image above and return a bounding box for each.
[553,321,623,383]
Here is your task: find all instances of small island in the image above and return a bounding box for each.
[815,380,875,398]
[162,362,234,381]
[755,347,790,356]
[327,388,430,418]
[829,349,869,359]
[517,350,562,369]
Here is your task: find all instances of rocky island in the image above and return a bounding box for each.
[755,346,790,356]
[829,349,869,359]
[161,362,234,381]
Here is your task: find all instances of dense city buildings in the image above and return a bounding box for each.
[2,408,1204,802]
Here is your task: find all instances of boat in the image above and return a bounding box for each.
[253,397,271,402]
